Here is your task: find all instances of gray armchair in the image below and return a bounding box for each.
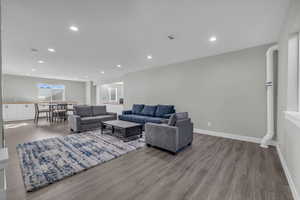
[145,112,193,154]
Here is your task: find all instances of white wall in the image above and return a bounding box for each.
[2,74,86,104]
[122,44,271,139]
[277,0,300,198]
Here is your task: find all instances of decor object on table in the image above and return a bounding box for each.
[145,112,193,154]
[119,104,175,125]
[16,131,145,192]
[69,105,117,132]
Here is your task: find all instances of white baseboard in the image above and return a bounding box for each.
[276,145,299,200]
[194,128,277,146]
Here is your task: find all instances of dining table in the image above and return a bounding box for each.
[38,101,77,123]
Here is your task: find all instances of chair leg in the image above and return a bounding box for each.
[36,113,39,124]
[34,112,36,123]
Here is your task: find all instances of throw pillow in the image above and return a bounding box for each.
[155,105,175,117]
[140,105,157,116]
[92,106,106,116]
[132,104,144,114]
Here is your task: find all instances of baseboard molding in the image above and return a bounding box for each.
[276,145,300,200]
[194,128,277,146]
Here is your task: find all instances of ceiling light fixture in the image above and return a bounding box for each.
[31,68,36,72]
[31,48,38,53]
[69,25,79,32]
[167,34,175,40]
[48,48,56,52]
[37,60,44,64]
[147,55,153,60]
[101,71,105,74]
[117,64,122,68]
[209,36,217,42]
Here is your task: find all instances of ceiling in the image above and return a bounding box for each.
[2,0,290,83]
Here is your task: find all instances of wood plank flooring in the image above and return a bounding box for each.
[4,120,293,200]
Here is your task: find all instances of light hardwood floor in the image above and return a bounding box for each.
[4,120,293,200]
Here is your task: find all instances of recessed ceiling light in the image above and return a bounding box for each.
[147,55,153,60]
[117,64,122,68]
[31,48,38,53]
[209,36,217,42]
[167,34,175,40]
[31,68,36,72]
[101,71,105,74]
[37,60,44,64]
[69,26,79,32]
[48,48,55,52]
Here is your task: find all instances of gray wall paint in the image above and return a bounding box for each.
[2,74,86,104]
[277,0,300,197]
[91,84,97,105]
[123,44,271,138]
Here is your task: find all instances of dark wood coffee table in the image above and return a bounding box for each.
[101,120,143,141]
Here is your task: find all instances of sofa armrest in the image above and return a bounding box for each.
[122,110,132,115]
[145,123,178,152]
[68,115,81,132]
[107,112,117,116]
[106,112,117,119]
[176,119,193,147]
[162,113,173,119]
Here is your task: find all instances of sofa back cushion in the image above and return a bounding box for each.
[155,105,175,117]
[132,104,144,114]
[168,114,177,126]
[168,112,189,126]
[92,105,107,116]
[74,105,93,117]
[140,105,157,116]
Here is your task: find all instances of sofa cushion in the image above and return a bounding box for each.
[132,104,144,114]
[155,105,174,117]
[92,105,107,116]
[119,114,147,124]
[81,115,115,124]
[74,106,93,117]
[168,114,177,126]
[175,112,188,120]
[144,117,164,124]
[140,105,157,116]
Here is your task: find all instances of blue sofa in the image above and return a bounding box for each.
[119,104,175,124]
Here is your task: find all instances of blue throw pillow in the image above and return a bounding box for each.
[140,105,157,116]
[155,105,175,117]
[132,104,144,114]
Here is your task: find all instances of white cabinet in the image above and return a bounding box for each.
[2,104,17,121]
[3,104,35,122]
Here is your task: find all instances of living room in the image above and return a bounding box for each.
[0,0,300,200]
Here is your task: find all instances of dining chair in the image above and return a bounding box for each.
[52,104,68,122]
[34,103,50,124]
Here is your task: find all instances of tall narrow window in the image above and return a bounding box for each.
[108,87,117,102]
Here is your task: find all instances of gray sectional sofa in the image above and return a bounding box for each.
[69,105,117,132]
[145,112,193,154]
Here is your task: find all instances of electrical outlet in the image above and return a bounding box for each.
[207,122,212,127]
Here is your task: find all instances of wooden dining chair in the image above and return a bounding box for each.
[34,103,50,124]
[52,104,68,122]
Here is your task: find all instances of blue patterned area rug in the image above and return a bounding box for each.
[16,131,145,192]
